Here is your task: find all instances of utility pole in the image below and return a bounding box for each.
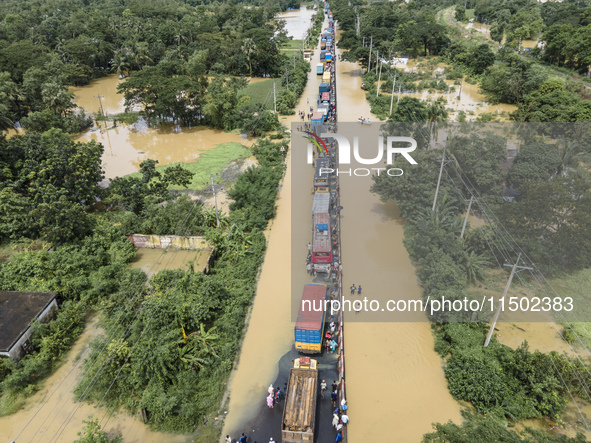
[368,36,373,73]
[95,95,112,155]
[460,195,474,238]
[432,148,448,211]
[376,60,383,97]
[209,167,221,229]
[375,51,379,75]
[362,36,365,47]
[273,81,277,113]
[484,253,533,347]
[389,74,396,115]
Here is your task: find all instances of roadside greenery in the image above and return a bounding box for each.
[371,126,591,427]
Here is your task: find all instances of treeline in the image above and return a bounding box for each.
[371,126,591,432]
[0,129,289,433]
[446,6,591,121]
[76,138,288,432]
[333,0,452,63]
[469,0,591,75]
[0,0,305,130]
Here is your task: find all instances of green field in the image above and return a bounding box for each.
[281,39,303,50]
[239,79,286,110]
[465,9,475,20]
[127,142,252,190]
[550,268,591,349]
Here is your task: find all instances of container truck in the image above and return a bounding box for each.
[295,284,327,353]
[319,83,329,94]
[316,63,324,75]
[311,112,324,129]
[322,71,331,85]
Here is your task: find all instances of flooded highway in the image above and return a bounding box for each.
[334,44,463,442]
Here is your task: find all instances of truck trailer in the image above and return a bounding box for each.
[281,357,319,442]
[295,284,327,353]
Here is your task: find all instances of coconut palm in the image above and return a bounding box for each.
[241,38,256,77]
[460,248,490,284]
[41,82,75,116]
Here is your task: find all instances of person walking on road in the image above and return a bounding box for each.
[331,390,338,408]
[357,285,362,295]
[321,379,327,398]
[307,242,311,252]
[332,413,339,429]
[239,433,247,443]
[341,412,349,425]
[350,284,356,295]
[267,393,274,408]
[225,436,232,443]
[331,380,338,393]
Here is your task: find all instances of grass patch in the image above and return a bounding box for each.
[127,142,252,190]
[109,111,140,124]
[0,392,26,417]
[465,9,475,20]
[549,268,591,349]
[240,79,286,110]
[281,39,303,50]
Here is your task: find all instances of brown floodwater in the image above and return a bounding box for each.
[334,45,463,441]
[130,248,212,277]
[71,74,254,182]
[75,124,252,181]
[71,75,126,115]
[0,317,187,443]
[221,13,325,440]
[276,5,317,40]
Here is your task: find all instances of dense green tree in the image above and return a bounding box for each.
[448,132,507,194]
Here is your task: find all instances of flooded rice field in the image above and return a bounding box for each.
[71,75,254,182]
[75,123,251,181]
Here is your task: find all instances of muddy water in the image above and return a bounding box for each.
[71,75,126,115]
[0,317,186,443]
[276,5,316,40]
[131,248,212,277]
[221,15,325,440]
[334,38,463,442]
[75,124,252,181]
[71,75,253,182]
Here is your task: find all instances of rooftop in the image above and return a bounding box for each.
[0,291,58,352]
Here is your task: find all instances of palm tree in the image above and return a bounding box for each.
[556,137,590,176]
[426,97,448,146]
[460,249,490,284]
[41,82,74,116]
[132,41,153,70]
[112,52,131,77]
[415,195,461,231]
[241,38,256,77]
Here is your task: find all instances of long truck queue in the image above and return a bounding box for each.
[283,4,349,442]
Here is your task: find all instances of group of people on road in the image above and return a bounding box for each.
[350,284,362,295]
[265,383,284,409]
[225,434,276,443]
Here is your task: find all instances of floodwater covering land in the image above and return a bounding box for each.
[0,317,186,443]
[222,9,462,443]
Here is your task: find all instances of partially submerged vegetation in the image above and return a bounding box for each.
[372,123,591,438]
